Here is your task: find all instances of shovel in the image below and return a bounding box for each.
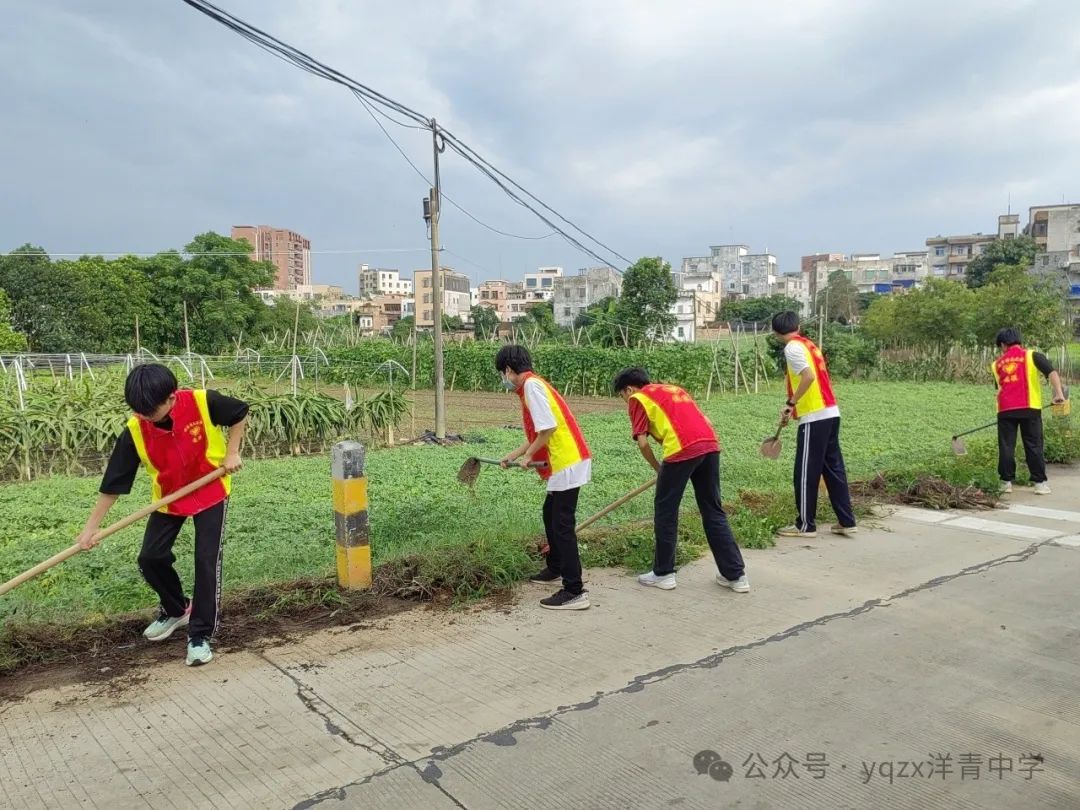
[759,419,787,459]
[951,395,1068,456]
[0,468,227,597]
[457,456,547,486]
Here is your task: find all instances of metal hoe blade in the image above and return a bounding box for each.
[457,457,482,486]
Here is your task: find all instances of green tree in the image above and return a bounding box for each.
[143,233,275,353]
[816,270,860,323]
[522,300,560,338]
[719,294,802,323]
[471,304,500,339]
[860,294,902,345]
[616,257,677,345]
[0,246,151,352]
[442,314,464,332]
[256,299,320,347]
[0,289,27,351]
[862,279,977,347]
[973,265,1069,348]
[390,315,415,343]
[965,236,1039,288]
[574,296,622,347]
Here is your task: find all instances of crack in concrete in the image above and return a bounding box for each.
[266,653,471,809]
[290,540,1047,807]
[259,652,404,768]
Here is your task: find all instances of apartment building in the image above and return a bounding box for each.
[231,225,311,290]
[682,244,776,301]
[553,266,622,327]
[358,265,413,298]
[413,268,472,327]
[523,266,563,302]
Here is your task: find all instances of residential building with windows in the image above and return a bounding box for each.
[771,273,811,313]
[231,225,311,290]
[924,213,1015,281]
[413,268,472,327]
[477,280,524,322]
[553,266,622,327]
[669,290,697,342]
[800,253,845,276]
[1026,203,1080,329]
[805,252,930,302]
[256,284,344,305]
[673,263,722,327]
[524,266,563,301]
[355,294,409,335]
[358,265,413,298]
[682,244,776,301]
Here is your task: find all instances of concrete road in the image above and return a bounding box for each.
[2,470,1079,809]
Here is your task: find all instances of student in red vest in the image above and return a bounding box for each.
[772,311,856,539]
[496,345,592,610]
[992,327,1067,495]
[612,367,748,593]
[74,364,248,666]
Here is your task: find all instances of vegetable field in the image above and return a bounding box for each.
[0,370,407,481]
[6,381,1063,644]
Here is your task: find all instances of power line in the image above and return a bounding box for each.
[3,248,430,257]
[353,92,555,241]
[179,0,628,269]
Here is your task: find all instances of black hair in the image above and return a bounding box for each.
[995,327,1022,347]
[613,367,651,393]
[124,363,178,416]
[771,311,800,335]
[494,344,533,374]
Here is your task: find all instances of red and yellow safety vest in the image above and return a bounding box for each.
[785,335,837,419]
[629,384,719,461]
[517,372,591,480]
[127,389,231,516]
[992,346,1042,413]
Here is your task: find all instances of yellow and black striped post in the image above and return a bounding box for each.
[332,441,371,589]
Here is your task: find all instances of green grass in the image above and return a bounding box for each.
[0,381,1063,633]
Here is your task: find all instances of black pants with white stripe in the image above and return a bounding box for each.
[793,418,855,533]
[137,499,227,641]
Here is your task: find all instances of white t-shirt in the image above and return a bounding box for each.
[523,378,591,492]
[784,341,840,424]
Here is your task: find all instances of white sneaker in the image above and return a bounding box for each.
[143,606,190,642]
[776,525,818,538]
[637,571,677,590]
[1000,481,1013,494]
[716,574,750,593]
[1034,482,1052,495]
[830,524,858,537]
[186,638,213,667]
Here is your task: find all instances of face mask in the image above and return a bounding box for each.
[500,373,515,390]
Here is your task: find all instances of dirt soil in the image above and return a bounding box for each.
[0,579,517,703]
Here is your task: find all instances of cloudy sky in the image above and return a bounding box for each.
[3,0,1079,291]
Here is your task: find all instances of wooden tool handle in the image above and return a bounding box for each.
[477,457,548,469]
[0,468,227,597]
[576,478,657,533]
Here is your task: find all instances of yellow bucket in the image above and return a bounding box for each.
[1052,400,1072,418]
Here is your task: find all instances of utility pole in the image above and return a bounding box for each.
[423,118,447,439]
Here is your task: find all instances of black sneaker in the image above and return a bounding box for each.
[539,590,590,611]
[529,567,560,584]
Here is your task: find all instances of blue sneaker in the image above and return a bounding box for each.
[186,638,213,667]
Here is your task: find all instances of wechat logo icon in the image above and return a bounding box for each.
[694,750,734,782]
